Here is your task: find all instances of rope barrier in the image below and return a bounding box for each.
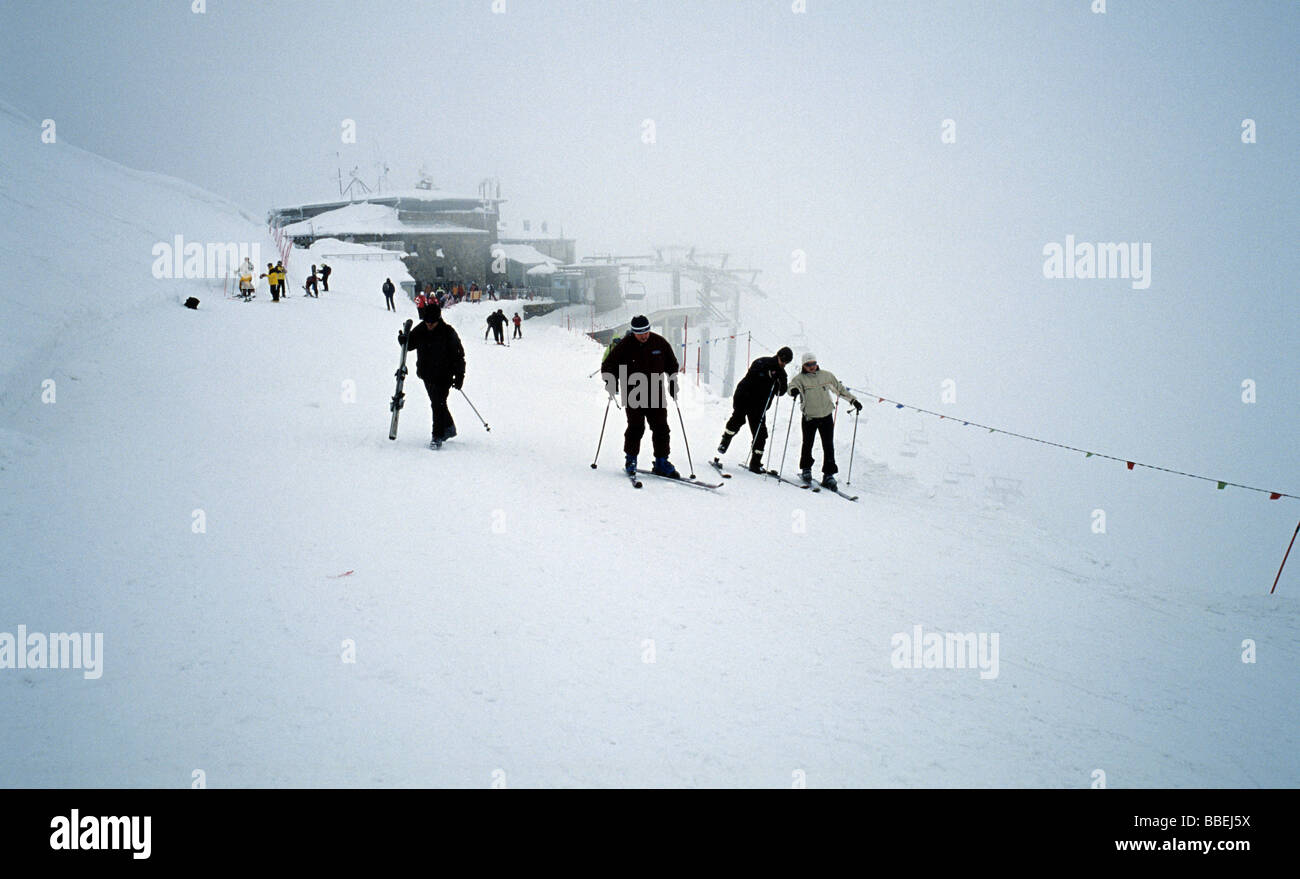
[859,390,1297,501]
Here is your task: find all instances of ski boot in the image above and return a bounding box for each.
[624,455,638,477]
[821,474,838,491]
[748,451,765,474]
[442,425,457,441]
[717,430,735,455]
[652,457,681,479]
[799,468,813,485]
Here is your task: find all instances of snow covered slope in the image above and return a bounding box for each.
[0,100,273,402]
[0,108,1296,788]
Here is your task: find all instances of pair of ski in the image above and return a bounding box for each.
[625,468,723,491]
[711,457,859,501]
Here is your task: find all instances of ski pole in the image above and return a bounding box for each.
[1272,518,1300,595]
[672,383,696,479]
[744,379,779,466]
[591,395,613,469]
[776,394,796,482]
[457,388,491,431]
[847,408,860,485]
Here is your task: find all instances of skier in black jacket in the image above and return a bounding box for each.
[484,309,508,344]
[382,278,396,311]
[398,301,465,447]
[718,346,793,472]
[600,314,681,478]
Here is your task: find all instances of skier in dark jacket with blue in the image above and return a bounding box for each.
[398,301,465,447]
[717,346,793,472]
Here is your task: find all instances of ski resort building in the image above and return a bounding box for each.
[268,189,594,306]
[269,189,500,290]
[497,219,576,265]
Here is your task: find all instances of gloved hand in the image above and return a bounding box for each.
[453,376,464,390]
[789,388,799,398]
[852,399,863,412]
[397,331,408,346]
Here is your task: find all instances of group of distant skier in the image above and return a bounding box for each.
[484,309,522,344]
[234,258,329,302]
[408,279,525,309]
[394,301,858,488]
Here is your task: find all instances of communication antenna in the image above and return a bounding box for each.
[341,166,371,201]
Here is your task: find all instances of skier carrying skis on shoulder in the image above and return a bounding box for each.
[601,314,681,478]
[398,300,465,448]
[718,345,793,473]
[787,352,861,490]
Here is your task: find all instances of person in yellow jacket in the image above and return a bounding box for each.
[787,352,861,490]
[259,263,281,301]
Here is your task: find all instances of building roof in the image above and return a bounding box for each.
[282,203,488,238]
[491,242,560,266]
[284,189,500,214]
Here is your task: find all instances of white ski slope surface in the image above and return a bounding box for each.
[0,102,1296,788]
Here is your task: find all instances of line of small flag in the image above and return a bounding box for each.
[858,391,1296,501]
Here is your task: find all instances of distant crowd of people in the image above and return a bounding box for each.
[408,279,538,308]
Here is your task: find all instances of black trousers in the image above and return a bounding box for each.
[421,377,456,439]
[799,414,837,475]
[725,401,769,452]
[624,406,670,458]
[493,326,505,343]
[384,293,395,311]
[512,324,521,338]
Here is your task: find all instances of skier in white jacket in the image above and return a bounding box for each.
[787,352,862,490]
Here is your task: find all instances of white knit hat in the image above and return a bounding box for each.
[801,351,817,365]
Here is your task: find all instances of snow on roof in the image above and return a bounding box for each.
[526,262,558,276]
[491,243,559,266]
[281,203,488,238]
[286,189,498,213]
[304,237,409,259]
[379,188,495,203]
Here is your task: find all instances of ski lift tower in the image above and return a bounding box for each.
[588,246,766,396]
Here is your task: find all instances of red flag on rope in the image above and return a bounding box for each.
[1126,461,1135,470]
